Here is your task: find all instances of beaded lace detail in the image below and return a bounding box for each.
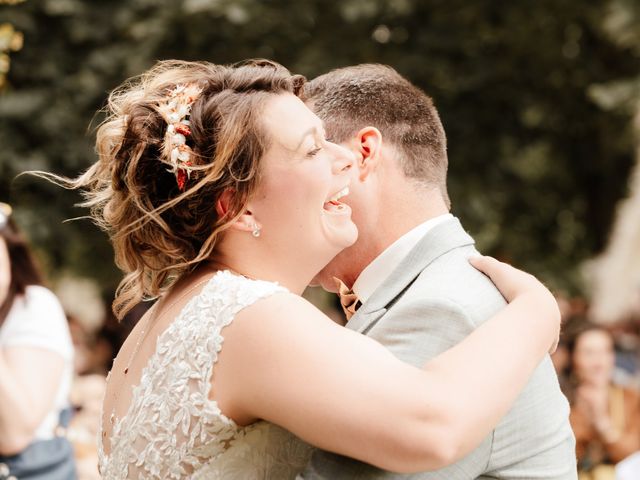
[97,271,312,479]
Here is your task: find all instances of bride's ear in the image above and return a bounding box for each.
[216,189,260,234]
[230,211,259,234]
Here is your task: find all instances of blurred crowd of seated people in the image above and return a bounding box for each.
[553,294,640,480]
[66,304,147,478]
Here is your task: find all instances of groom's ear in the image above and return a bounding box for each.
[354,126,382,181]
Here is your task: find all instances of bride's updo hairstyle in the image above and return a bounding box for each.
[69,60,305,318]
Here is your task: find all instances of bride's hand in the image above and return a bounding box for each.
[469,255,561,353]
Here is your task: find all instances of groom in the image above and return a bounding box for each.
[301,65,577,479]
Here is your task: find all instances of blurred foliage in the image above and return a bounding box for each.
[0,0,639,298]
[0,4,24,90]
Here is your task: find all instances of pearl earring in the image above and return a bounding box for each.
[252,223,261,238]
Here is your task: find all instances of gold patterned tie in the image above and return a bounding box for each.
[334,277,362,321]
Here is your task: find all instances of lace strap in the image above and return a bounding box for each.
[192,271,288,394]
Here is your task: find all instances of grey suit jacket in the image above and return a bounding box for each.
[302,218,577,479]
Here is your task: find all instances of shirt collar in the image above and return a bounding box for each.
[352,214,454,303]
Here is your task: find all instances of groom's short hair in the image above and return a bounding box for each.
[303,64,449,204]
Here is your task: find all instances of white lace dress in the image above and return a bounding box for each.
[98,271,313,479]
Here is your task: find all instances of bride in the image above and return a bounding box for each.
[59,59,559,478]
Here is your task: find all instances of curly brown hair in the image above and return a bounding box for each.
[48,59,304,318]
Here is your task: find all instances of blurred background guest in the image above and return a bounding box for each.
[0,202,76,479]
[567,323,640,478]
[65,309,140,480]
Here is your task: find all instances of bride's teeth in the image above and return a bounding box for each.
[329,187,349,202]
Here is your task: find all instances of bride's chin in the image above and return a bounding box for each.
[320,222,358,253]
[341,224,358,248]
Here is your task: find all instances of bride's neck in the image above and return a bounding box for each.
[208,254,310,295]
[210,234,329,295]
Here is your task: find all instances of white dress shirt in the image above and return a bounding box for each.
[352,214,454,304]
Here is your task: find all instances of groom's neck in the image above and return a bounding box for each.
[368,184,449,258]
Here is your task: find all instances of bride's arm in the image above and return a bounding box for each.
[213,257,559,473]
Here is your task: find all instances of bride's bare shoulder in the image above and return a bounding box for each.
[234,290,330,329]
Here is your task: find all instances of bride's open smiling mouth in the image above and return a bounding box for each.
[323,186,350,214]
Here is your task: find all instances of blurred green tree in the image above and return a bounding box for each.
[0,0,638,298]
[0,0,24,90]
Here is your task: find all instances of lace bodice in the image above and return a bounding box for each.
[98,271,313,479]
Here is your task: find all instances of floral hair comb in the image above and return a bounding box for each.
[157,84,202,191]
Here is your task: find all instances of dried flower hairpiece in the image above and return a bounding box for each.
[157,84,202,191]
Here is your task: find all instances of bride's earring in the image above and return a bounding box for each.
[252,223,261,238]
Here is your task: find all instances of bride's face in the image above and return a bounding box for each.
[249,93,358,262]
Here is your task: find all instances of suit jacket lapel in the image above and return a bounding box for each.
[346,217,475,333]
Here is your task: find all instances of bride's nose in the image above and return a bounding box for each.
[330,143,355,175]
